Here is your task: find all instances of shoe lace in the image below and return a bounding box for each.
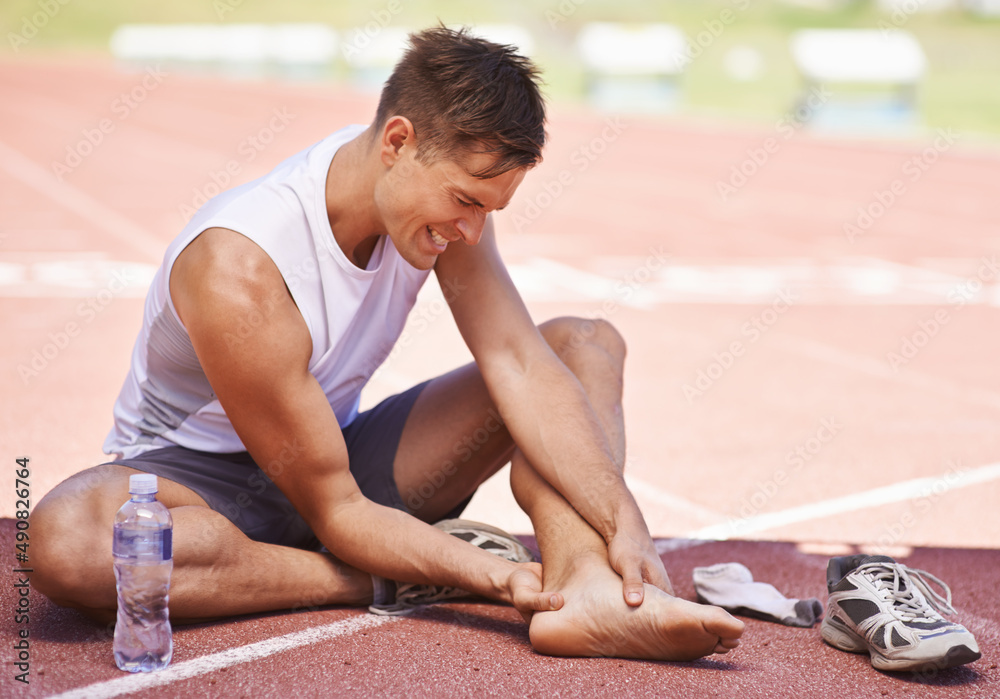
[368,584,471,616]
[394,582,470,606]
[858,561,956,621]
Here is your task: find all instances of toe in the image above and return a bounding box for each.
[704,606,746,640]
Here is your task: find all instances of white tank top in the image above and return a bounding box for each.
[104,125,431,459]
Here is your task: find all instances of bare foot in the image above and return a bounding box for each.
[529,554,745,661]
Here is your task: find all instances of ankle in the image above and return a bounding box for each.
[543,548,609,592]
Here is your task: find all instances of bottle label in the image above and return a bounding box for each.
[113,527,173,561]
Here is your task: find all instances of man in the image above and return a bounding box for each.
[33,26,743,660]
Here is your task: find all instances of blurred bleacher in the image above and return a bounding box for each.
[109,19,938,133]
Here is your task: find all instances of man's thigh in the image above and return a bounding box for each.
[386,315,627,523]
[96,448,319,549]
[40,461,209,521]
[390,362,515,523]
[33,461,211,573]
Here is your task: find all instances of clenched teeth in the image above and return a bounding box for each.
[428,226,448,246]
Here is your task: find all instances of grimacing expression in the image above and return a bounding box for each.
[379,144,526,270]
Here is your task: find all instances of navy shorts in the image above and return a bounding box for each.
[104,380,472,550]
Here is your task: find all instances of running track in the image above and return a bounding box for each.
[1,56,998,697]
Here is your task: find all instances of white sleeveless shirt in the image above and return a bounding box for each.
[104,125,432,459]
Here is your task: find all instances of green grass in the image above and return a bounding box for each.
[3,0,999,138]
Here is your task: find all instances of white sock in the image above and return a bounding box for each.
[693,562,823,628]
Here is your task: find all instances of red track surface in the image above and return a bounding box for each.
[2,56,998,696]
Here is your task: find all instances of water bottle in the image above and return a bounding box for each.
[113,473,173,672]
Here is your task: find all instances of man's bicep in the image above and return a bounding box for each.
[171,229,313,448]
[171,230,362,523]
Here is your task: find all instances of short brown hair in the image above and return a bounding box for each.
[373,25,546,179]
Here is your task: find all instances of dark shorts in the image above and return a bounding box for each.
[104,380,472,550]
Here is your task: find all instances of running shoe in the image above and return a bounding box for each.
[368,519,535,616]
[821,554,981,673]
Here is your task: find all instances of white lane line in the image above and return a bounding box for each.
[624,474,725,526]
[0,253,156,297]
[687,461,1000,541]
[774,333,1000,411]
[525,258,654,308]
[508,256,1000,307]
[51,614,399,699]
[0,139,164,263]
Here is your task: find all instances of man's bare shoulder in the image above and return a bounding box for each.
[170,227,308,359]
[171,228,281,308]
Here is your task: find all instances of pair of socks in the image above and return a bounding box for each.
[693,562,823,628]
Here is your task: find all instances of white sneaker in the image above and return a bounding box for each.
[821,554,981,673]
[368,519,534,616]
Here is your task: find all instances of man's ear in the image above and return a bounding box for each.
[380,116,416,168]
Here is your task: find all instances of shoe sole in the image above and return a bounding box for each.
[820,617,868,654]
[434,518,535,563]
[368,520,534,616]
[871,644,982,673]
[821,616,982,672]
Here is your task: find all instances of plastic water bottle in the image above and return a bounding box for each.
[113,474,173,672]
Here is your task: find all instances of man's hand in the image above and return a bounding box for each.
[607,529,674,606]
[506,562,563,623]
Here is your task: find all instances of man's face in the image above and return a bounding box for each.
[377,144,526,270]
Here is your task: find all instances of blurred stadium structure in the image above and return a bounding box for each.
[574,23,687,113]
[789,29,927,130]
[109,23,339,80]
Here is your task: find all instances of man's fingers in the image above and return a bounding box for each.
[513,590,563,624]
[514,591,563,624]
[622,565,645,606]
[521,590,563,612]
[508,566,563,623]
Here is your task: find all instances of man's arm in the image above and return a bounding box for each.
[435,217,670,605]
[170,228,559,614]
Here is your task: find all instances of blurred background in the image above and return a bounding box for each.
[3,0,999,550]
[3,0,1000,137]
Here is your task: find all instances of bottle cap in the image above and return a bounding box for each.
[128,473,158,495]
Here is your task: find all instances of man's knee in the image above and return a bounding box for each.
[31,473,121,609]
[540,316,627,365]
[32,505,105,607]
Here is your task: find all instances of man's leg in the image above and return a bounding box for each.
[391,364,516,524]
[515,454,743,659]
[516,319,742,659]
[391,316,744,660]
[392,316,632,523]
[32,464,372,624]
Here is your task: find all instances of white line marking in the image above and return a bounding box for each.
[687,461,1000,541]
[526,258,653,308]
[869,257,969,285]
[625,474,724,525]
[51,613,398,699]
[503,257,1000,307]
[0,139,164,263]
[0,253,156,297]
